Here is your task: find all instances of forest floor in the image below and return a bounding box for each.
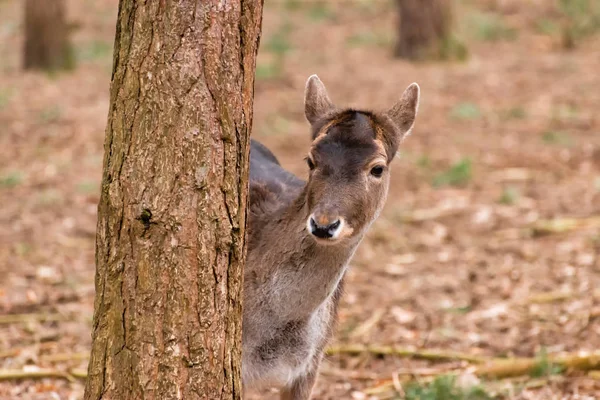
[1,0,599,399]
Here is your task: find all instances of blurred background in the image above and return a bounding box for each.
[1,0,600,399]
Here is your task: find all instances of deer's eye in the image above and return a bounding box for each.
[370,165,384,178]
[306,157,315,171]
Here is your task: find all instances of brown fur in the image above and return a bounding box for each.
[242,76,420,399]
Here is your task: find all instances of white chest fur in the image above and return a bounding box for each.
[242,300,333,389]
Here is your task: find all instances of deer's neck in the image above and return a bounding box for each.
[265,190,360,320]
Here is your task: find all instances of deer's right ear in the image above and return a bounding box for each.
[386,83,420,139]
[304,75,334,124]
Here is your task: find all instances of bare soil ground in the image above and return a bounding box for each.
[1,1,599,399]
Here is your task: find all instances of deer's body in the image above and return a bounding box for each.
[242,76,420,399]
[243,139,350,392]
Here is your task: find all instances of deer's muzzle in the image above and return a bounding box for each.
[307,214,343,240]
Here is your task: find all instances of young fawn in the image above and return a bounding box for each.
[243,75,420,399]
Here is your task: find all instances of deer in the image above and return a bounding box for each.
[243,75,420,400]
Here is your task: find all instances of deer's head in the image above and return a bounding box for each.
[302,75,420,244]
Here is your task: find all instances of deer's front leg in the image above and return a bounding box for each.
[280,358,321,400]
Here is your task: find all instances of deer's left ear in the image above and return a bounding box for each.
[304,75,334,125]
[386,83,420,139]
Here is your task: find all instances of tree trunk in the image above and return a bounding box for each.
[395,0,452,60]
[84,1,263,399]
[23,0,73,70]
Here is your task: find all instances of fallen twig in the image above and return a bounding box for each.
[526,291,575,304]
[530,217,600,236]
[475,351,600,379]
[325,344,487,364]
[492,227,531,240]
[525,289,600,305]
[490,168,533,182]
[394,366,458,377]
[69,368,88,379]
[0,368,77,382]
[40,352,90,363]
[493,216,600,240]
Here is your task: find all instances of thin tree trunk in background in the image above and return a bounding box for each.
[84,1,263,399]
[24,0,73,70]
[395,0,452,60]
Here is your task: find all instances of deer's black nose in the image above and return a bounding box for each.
[309,217,341,239]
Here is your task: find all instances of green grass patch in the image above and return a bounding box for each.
[541,131,572,146]
[501,106,527,120]
[283,0,302,11]
[0,171,23,188]
[444,305,472,315]
[0,88,12,109]
[263,115,291,136]
[417,155,432,169]
[14,242,33,257]
[38,106,62,123]
[469,12,518,42]
[498,186,520,205]
[559,0,600,48]
[77,181,99,194]
[355,0,392,15]
[530,348,565,378]
[535,18,560,36]
[404,374,494,400]
[255,61,283,81]
[450,102,482,120]
[346,31,391,48]
[438,34,470,61]
[76,40,113,63]
[433,158,472,188]
[264,22,293,56]
[36,189,63,206]
[553,104,579,120]
[306,2,335,22]
[258,21,294,81]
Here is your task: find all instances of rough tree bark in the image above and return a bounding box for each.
[24,0,73,70]
[395,0,452,60]
[84,1,263,399]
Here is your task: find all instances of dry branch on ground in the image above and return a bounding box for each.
[0,368,78,382]
[326,344,487,363]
